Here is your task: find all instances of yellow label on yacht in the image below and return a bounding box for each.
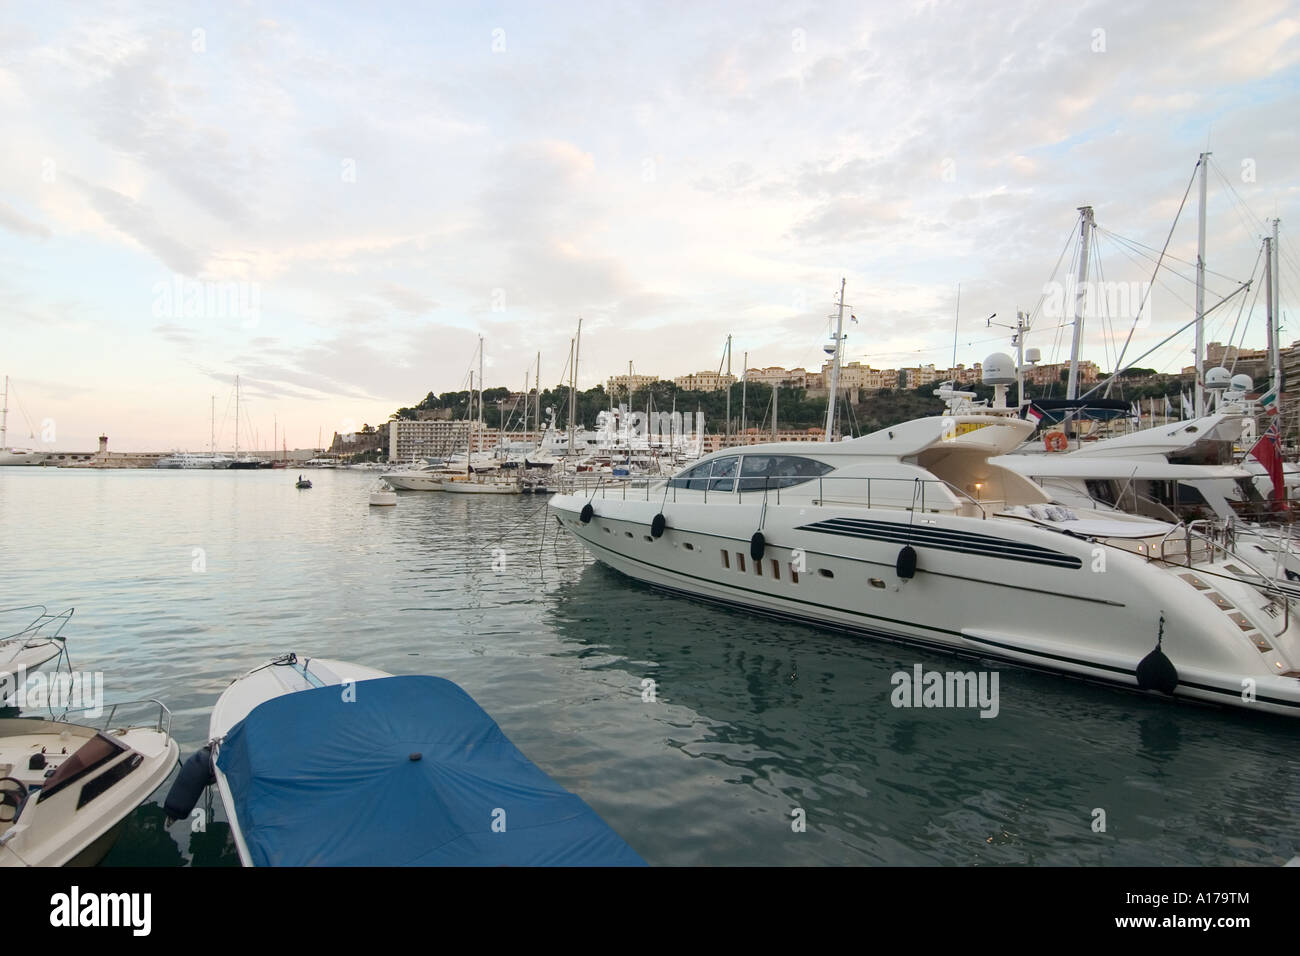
[955,422,992,435]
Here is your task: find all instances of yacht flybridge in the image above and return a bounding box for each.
[549,363,1300,717]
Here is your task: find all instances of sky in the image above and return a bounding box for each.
[2,0,1298,451]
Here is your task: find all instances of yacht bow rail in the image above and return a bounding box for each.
[0,605,74,644]
[60,698,173,737]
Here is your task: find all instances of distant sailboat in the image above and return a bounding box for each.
[229,376,265,469]
[0,377,46,466]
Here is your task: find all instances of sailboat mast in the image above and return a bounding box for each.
[1066,206,1094,400]
[724,335,732,448]
[1195,152,1210,418]
[824,278,847,438]
[535,351,541,450]
[772,381,778,440]
[740,351,747,442]
[210,395,215,456]
[572,318,582,453]
[1266,235,1276,399]
[235,376,240,458]
[1272,219,1283,396]
[478,334,484,458]
[566,340,574,453]
[4,376,11,448]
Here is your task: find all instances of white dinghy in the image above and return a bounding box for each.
[0,701,178,866]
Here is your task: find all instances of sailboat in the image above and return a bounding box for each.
[0,377,46,466]
[228,376,265,469]
[440,336,521,494]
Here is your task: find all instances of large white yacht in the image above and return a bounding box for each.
[993,384,1300,590]
[549,359,1300,717]
[156,452,232,469]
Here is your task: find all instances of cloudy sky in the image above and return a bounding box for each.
[2,0,1298,451]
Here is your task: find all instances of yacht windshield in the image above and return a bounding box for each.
[671,454,833,492]
[738,455,834,490]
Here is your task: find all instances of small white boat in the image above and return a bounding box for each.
[0,701,178,866]
[381,463,447,491]
[369,484,397,507]
[0,606,72,695]
[165,654,644,866]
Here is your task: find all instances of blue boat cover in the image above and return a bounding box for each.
[215,675,645,866]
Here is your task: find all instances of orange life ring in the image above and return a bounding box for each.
[1044,431,1068,452]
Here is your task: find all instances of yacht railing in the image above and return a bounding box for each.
[1149,520,1291,637]
[59,698,173,737]
[566,474,989,517]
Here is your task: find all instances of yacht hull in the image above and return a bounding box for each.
[550,492,1300,717]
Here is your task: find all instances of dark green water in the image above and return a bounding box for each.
[2,467,1298,865]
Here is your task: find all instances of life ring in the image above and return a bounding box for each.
[1043,431,1068,452]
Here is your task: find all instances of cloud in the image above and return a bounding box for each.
[0,200,51,238]
[377,283,438,314]
[0,0,1296,448]
[66,174,204,274]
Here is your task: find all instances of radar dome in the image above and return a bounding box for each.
[1230,373,1253,392]
[1024,347,1042,364]
[1204,366,1232,390]
[982,352,1016,386]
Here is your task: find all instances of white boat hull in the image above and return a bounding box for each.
[0,448,45,466]
[381,472,446,491]
[550,489,1300,717]
[440,478,521,494]
[0,714,177,866]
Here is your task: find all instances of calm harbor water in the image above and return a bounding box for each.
[2,466,1298,866]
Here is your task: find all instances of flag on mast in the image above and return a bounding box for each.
[1249,417,1286,509]
[1258,386,1280,415]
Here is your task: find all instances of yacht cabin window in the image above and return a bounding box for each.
[671,455,833,492]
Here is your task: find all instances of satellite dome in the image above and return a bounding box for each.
[823,341,837,355]
[1024,347,1042,364]
[982,352,1016,386]
[1230,373,1253,392]
[1205,366,1232,390]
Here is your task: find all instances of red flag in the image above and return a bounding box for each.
[1249,418,1285,509]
